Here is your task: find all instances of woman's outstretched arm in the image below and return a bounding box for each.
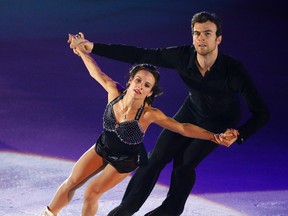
[149,108,239,147]
[71,35,120,100]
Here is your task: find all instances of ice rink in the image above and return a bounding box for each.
[1,151,287,216]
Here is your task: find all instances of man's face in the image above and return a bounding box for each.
[192,21,222,56]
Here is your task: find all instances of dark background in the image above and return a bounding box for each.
[0,0,287,194]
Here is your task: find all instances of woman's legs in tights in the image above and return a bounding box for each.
[48,146,106,215]
[82,164,130,215]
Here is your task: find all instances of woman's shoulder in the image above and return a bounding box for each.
[108,91,124,104]
[143,106,165,120]
[143,105,160,113]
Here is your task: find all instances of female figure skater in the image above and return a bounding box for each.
[41,34,238,216]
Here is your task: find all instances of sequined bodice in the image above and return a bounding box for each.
[103,94,145,145]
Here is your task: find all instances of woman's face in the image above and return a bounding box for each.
[127,70,155,99]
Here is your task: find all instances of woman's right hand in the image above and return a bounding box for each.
[67,32,93,55]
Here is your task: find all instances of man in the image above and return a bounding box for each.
[69,11,269,216]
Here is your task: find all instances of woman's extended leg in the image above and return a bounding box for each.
[48,146,106,215]
[81,164,130,216]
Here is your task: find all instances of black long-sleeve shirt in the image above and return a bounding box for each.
[92,44,269,144]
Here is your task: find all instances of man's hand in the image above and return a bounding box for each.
[67,32,93,54]
[214,128,239,147]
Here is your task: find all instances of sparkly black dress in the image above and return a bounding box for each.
[95,93,148,173]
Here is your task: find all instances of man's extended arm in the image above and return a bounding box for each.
[68,32,188,69]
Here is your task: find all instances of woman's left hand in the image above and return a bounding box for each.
[214,128,239,147]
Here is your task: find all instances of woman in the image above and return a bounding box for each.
[41,34,238,216]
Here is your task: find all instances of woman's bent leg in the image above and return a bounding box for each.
[47,146,106,215]
[81,164,130,216]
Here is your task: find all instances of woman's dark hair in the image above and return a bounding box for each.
[191,11,223,37]
[127,63,162,105]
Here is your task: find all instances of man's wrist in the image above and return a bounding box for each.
[237,136,244,144]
